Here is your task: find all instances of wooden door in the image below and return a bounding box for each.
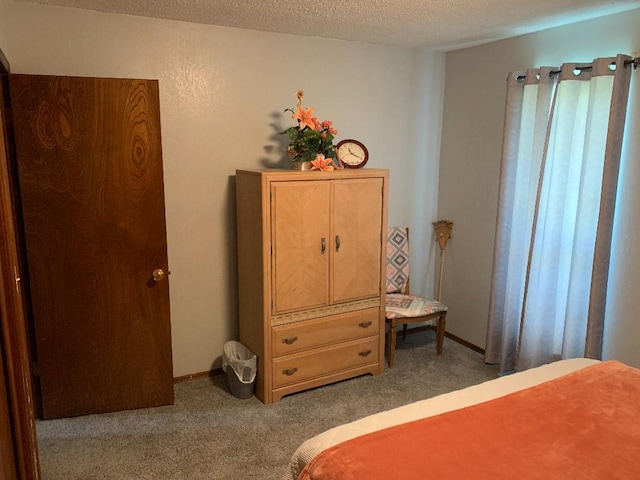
[271,181,330,313]
[331,178,383,303]
[0,52,41,478]
[0,340,18,480]
[1,57,19,480]
[9,74,173,419]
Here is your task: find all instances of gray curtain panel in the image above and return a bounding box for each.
[485,55,633,374]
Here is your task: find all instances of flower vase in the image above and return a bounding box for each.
[293,161,313,171]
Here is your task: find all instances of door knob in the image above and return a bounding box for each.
[152,269,165,282]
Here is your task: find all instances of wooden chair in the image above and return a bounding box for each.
[385,227,448,367]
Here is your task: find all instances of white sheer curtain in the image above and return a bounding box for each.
[485,55,633,374]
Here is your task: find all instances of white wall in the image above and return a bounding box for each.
[408,49,446,298]
[0,0,6,56]
[3,0,446,376]
[439,8,640,367]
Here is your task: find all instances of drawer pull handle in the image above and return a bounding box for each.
[282,367,298,376]
[282,336,298,345]
[358,321,372,328]
[359,349,373,357]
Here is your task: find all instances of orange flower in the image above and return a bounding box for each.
[281,91,338,164]
[310,154,335,171]
[293,104,315,131]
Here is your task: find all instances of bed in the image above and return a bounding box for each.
[284,358,640,480]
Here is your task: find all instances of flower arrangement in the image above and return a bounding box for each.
[281,90,338,171]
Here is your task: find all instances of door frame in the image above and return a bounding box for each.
[0,47,41,480]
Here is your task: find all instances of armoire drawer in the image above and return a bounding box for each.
[272,308,379,356]
[272,337,378,388]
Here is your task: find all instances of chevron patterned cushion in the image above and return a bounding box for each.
[386,227,410,294]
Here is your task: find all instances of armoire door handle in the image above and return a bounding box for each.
[321,237,326,254]
[335,235,341,252]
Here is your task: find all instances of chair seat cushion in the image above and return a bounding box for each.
[385,294,447,320]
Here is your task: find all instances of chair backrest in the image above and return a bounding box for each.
[386,227,410,294]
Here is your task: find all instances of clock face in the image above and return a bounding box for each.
[336,139,369,168]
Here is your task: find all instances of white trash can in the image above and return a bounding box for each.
[222,341,256,399]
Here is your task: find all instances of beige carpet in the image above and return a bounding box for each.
[36,330,499,479]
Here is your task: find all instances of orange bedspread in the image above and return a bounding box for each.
[299,361,640,480]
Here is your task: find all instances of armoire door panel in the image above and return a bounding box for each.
[10,74,173,419]
[331,178,383,303]
[271,181,330,313]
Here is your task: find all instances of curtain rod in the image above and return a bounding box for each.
[516,56,639,81]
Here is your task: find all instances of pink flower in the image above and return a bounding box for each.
[310,154,335,171]
[322,120,333,128]
[329,127,338,135]
[293,104,315,131]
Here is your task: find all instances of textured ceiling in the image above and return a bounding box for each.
[18,0,640,49]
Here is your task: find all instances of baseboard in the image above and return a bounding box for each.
[175,329,485,383]
[174,367,223,383]
[443,331,485,354]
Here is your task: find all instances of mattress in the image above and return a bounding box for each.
[283,357,599,480]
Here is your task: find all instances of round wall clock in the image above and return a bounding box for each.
[336,139,369,169]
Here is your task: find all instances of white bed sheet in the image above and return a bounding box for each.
[283,357,599,480]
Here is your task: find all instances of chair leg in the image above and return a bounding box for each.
[388,321,397,367]
[436,314,446,356]
[402,323,408,340]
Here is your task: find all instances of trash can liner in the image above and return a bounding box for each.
[222,341,257,383]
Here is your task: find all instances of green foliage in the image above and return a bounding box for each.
[283,126,336,162]
[280,91,338,163]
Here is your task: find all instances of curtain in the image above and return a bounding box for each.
[485,54,633,374]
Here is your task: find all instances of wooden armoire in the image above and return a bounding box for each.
[236,168,388,403]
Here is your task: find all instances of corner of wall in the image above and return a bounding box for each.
[407,48,447,298]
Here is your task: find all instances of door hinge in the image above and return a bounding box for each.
[14,265,21,293]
